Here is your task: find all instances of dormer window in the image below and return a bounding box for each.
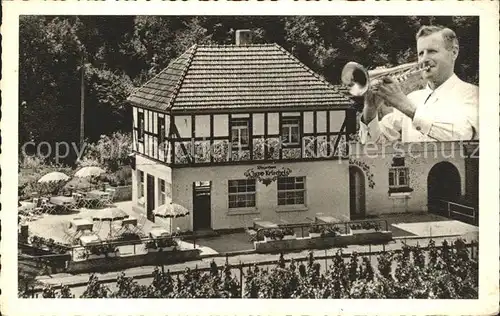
[231,118,250,149]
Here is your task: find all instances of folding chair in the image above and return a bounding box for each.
[92,221,103,234]
[62,226,79,245]
[70,193,83,210]
[40,199,54,214]
[82,197,96,209]
[133,214,147,235]
[99,193,113,207]
[105,188,116,202]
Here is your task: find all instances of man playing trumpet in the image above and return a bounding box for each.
[358,25,479,143]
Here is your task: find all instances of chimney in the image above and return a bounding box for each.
[236,29,253,45]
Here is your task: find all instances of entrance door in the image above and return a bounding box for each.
[349,166,366,219]
[193,181,211,231]
[146,174,155,222]
[427,162,461,216]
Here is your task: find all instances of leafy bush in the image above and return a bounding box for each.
[263,227,295,240]
[350,222,381,231]
[145,237,178,250]
[28,235,70,254]
[78,132,132,172]
[32,239,477,299]
[321,225,341,237]
[19,156,73,199]
[86,244,117,257]
[309,224,322,234]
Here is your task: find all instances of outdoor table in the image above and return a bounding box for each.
[253,220,279,229]
[79,234,101,246]
[122,217,138,227]
[149,227,170,239]
[87,190,110,199]
[80,196,100,209]
[18,201,35,212]
[70,218,94,232]
[50,196,74,209]
[315,216,341,224]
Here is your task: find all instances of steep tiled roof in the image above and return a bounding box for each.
[127,44,355,113]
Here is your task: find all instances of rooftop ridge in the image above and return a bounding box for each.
[166,44,198,111]
[196,43,277,48]
[272,43,348,99]
[128,42,355,113]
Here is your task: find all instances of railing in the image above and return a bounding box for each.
[429,199,478,226]
[26,240,478,297]
[253,218,389,240]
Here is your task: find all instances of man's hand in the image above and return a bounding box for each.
[373,77,417,119]
[361,90,384,124]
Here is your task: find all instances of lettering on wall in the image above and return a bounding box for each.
[244,165,292,186]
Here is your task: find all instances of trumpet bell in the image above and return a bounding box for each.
[341,62,370,97]
[341,60,428,98]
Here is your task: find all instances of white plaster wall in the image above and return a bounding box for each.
[171,160,350,230]
[350,142,467,215]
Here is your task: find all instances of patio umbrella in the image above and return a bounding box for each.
[92,207,129,221]
[38,172,70,183]
[37,171,70,195]
[153,202,190,233]
[74,166,106,178]
[153,202,190,218]
[92,207,129,238]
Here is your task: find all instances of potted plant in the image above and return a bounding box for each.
[321,225,341,238]
[156,237,177,252]
[263,229,283,242]
[87,245,106,259]
[103,244,118,258]
[349,222,381,234]
[146,238,178,252]
[145,240,157,251]
[262,228,295,242]
[282,227,296,240]
[309,225,323,238]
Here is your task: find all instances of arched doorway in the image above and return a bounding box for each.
[349,165,366,219]
[427,162,461,215]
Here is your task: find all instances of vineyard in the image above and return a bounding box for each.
[29,239,477,299]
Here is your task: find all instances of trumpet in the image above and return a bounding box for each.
[341,61,430,97]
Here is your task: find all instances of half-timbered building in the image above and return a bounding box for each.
[127,30,358,232]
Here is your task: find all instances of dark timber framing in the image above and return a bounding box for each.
[131,105,354,167]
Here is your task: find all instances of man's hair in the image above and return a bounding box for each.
[416,25,459,51]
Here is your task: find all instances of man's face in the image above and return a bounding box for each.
[417,32,457,86]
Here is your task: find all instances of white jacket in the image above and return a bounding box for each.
[358,74,479,143]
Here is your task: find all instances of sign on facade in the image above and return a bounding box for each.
[244,165,292,186]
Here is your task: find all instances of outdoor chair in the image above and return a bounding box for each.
[105,188,116,201]
[99,193,113,207]
[92,221,103,234]
[71,193,83,208]
[62,226,79,245]
[81,196,96,209]
[133,214,147,234]
[40,199,56,214]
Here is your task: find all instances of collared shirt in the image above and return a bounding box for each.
[358,74,479,144]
